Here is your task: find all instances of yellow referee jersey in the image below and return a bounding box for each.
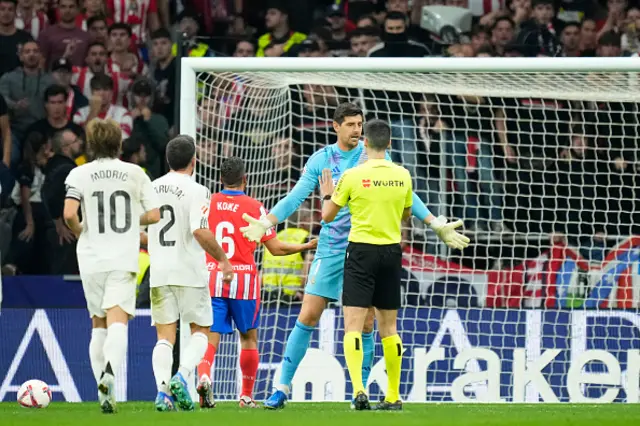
[332,159,412,245]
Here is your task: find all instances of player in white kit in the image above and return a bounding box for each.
[146,135,234,412]
[63,119,161,414]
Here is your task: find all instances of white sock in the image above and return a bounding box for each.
[152,339,173,394]
[178,332,208,379]
[89,328,107,384]
[276,384,290,394]
[102,322,128,378]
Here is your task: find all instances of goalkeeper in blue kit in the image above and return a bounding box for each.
[241,103,470,409]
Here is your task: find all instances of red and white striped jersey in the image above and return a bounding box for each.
[15,10,48,39]
[107,56,149,77]
[107,0,157,43]
[73,104,132,138]
[207,190,276,300]
[71,66,131,107]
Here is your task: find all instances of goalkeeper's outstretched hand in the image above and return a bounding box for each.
[429,216,471,250]
[240,213,272,242]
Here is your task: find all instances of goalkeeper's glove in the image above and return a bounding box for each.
[240,213,273,243]
[429,215,471,250]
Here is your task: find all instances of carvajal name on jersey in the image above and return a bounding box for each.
[154,184,185,200]
[91,170,129,182]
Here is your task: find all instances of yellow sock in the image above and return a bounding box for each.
[343,331,365,397]
[382,334,403,402]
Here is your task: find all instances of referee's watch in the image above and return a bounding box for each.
[323,195,332,201]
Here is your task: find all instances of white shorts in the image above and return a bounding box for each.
[150,285,213,327]
[81,271,137,319]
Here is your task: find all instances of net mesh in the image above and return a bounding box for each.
[194,69,640,403]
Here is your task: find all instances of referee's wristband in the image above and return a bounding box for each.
[323,195,332,201]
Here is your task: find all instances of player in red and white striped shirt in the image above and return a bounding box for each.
[15,0,48,39]
[197,157,317,409]
[73,73,132,138]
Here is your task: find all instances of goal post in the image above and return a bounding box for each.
[180,56,640,403]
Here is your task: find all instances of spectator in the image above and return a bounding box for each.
[368,11,430,56]
[174,11,213,58]
[121,135,146,168]
[597,30,622,57]
[0,0,33,77]
[0,40,54,164]
[77,0,111,30]
[105,0,160,46]
[356,14,378,29]
[294,39,324,57]
[597,0,627,42]
[37,0,90,68]
[24,84,84,143]
[15,0,48,39]
[579,18,597,56]
[325,4,351,56]
[107,23,148,77]
[73,72,132,138]
[256,2,306,57]
[621,6,640,54]
[491,16,515,56]
[86,15,109,45]
[41,128,80,274]
[560,22,581,56]
[50,58,88,119]
[6,131,49,274]
[349,26,380,57]
[232,39,256,57]
[517,0,562,56]
[128,77,168,178]
[72,41,130,105]
[437,93,505,232]
[0,94,10,167]
[150,28,175,127]
[470,25,490,54]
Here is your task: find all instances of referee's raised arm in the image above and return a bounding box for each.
[319,119,412,412]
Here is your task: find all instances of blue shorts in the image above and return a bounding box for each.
[210,298,260,334]
[305,254,346,301]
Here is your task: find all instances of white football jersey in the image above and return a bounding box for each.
[147,172,210,288]
[65,158,159,275]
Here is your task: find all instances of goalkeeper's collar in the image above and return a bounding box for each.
[221,189,245,195]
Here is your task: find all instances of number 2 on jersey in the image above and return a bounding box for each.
[158,205,176,247]
[215,221,235,258]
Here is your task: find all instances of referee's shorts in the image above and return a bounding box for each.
[342,242,402,310]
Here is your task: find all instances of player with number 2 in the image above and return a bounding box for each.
[196,157,317,409]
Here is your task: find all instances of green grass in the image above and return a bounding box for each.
[3,402,640,426]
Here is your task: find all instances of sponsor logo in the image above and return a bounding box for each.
[362,179,371,188]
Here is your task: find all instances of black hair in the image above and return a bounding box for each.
[108,22,133,37]
[121,136,144,162]
[598,30,621,47]
[220,156,245,187]
[44,84,68,102]
[492,16,515,32]
[90,73,114,91]
[385,11,407,22]
[87,41,107,51]
[350,26,380,40]
[87,15,107,28]
[562,21,581,32]
[333,102,363,124]
[151,28,172,41]
[364,119,391,151]
[166,135,196,171]
[532,0,554,7]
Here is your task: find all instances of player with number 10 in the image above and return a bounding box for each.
[196,157,317,408]
[63,119,161,414]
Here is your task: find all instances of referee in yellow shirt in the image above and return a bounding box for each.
[320,119,411,411]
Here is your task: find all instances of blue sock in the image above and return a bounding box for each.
[279,320,314,389]
[362,332,374,389]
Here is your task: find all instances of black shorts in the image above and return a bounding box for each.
[342,242,402,310]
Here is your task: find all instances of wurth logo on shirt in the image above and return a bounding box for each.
[373,180,405,187]
[362,179,371,188]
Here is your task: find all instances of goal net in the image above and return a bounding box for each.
[185,57,640,404]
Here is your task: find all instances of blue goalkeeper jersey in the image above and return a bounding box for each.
[270,141,431,258]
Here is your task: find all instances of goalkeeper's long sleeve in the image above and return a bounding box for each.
[410,192,431,221]
[269,151,323,223]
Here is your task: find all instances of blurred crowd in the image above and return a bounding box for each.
[0,0,637,303]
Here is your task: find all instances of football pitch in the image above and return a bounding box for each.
[2,402,640,426]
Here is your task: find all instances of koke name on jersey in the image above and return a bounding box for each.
[216,201,239,212]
